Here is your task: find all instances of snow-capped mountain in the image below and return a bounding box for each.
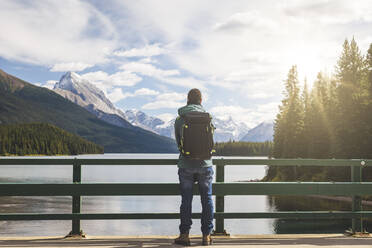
[125,109,176,138]
[240,121,274,142]
[53,72,132,129]
[52,71,266,142]
[123,109,250,142]
[213,116,250,142]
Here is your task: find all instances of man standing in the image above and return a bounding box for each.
[174,88,214,246]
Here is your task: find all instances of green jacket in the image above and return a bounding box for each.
[174,104,213,168]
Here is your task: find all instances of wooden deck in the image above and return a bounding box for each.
[1,234,372,247]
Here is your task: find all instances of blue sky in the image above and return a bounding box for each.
[0,0,371,127]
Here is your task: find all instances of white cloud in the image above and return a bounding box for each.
[141,91,186,110]
[156,92,185,102]
[283,0,372,25]
[157,113,176,123]
[107,88,126,103]
[214,11,278,32]
[39,80,57,89]
[81,70,142,90]
[142,100,184,110]
[210,102,278,127]
[120,61,207,89]
[134,88,159,96]
[120,62,179,77]
[50,62,93,72]
[112,87,160,101]
[250,92,274,99]
[0,0,117,67]
[113,43,166,57]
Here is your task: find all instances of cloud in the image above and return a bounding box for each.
[250,92,275,99]
[157,113,176,123]
[214,11,278,32]
[142,100,184,110]
[156,92,185,102]
[38,80,57,89]
[81,70,142,90]
[210,102,278,127]
[111,87,160,101]
[107,88,126,103]
[134,88,159,96]
[0,0,117,67]
[120,61,207,89]
[113,43,166,57]
[141,92,186,110]
[283,0,372,25]
[50,62,93,72]
[120,62,180,77]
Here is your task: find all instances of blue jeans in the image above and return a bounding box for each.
[178,167,214,235]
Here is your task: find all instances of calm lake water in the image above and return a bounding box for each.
[0,154,359,236]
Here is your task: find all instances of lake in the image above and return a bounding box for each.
[0,154,360,236]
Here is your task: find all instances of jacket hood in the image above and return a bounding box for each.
[178,104,206,116]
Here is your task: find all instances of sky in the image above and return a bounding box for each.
[0,0,371,127]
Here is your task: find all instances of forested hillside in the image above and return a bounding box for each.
[266,39,372,181]
[0,123,103,156]
[0,69,177,153]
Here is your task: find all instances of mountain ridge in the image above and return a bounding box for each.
[0,69,177,153]
[240,121,274,142]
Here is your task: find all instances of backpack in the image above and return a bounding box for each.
[180,111,215,160]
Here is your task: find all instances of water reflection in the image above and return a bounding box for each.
[268,195,372,234]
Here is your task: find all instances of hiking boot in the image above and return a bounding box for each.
[174,233,190,246]
[202,234,212,246]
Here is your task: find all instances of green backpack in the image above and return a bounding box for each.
[180,111,215,160]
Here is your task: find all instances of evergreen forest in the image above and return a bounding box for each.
[214,141,273,156]
[266,38,372,182]
[0,123,104,156]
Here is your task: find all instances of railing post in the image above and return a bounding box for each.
[351,165,362,234]
[212,158,229,236]
[66,158,85,238]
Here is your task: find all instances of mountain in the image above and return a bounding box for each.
[53,72,132,129]
[0,69,177,153]
[240,121,274,142]
[124,110,249,142]
[52,71,250,142]
[213,116,250,142]
[125,109,176,138]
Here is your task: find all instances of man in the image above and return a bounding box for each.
[174,88,214,246]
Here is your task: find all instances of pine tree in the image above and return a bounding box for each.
[299,80,310,158]
[335,38,367,158]
[277,65,304,158]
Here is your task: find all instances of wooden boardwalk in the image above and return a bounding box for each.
[1,234,372,247]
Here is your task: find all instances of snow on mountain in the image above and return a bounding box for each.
[212,116,250,142]
[240,121,274,142]
[53,72,132,129]
[125,109,176,138]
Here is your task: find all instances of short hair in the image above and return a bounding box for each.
[187,88,202,105]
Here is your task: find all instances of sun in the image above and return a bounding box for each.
[287,48,326,89]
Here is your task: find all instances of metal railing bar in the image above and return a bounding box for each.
[1,182,372,196]
[1,211,371,221]
[0,158,370,166]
